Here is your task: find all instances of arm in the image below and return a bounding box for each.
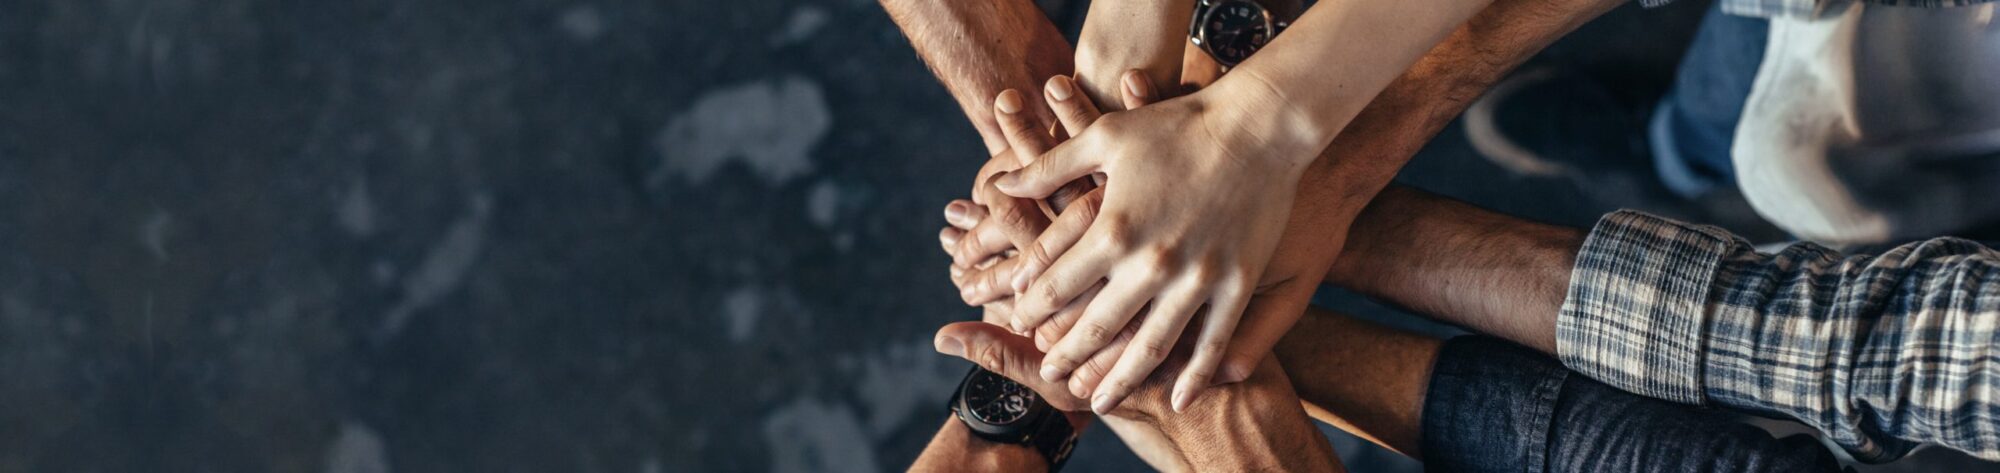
[928,321,1342,472]
[1071,0,1200,109]
[877,0,1073,155]
[910,417,1063,472]
[1328,186,2000,462]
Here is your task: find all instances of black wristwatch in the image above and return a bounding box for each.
[949,366,1079,471]
[1189,0,1290,68]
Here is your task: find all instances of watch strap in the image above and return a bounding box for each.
[1028,412,1079,472]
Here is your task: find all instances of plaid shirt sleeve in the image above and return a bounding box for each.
[1647,0,1996,19]
[1556,210,2000,463]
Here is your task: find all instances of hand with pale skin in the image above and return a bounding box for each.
[989,0,1497,414]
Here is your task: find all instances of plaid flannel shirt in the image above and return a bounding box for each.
[1557,210,2000,462]
[1640,0,1994,19]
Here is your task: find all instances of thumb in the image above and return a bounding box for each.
[935,322,1087,410]
[995,142,1100,199]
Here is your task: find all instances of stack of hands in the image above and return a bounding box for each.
[938,68,1309,416]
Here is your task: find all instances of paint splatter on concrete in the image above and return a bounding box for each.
[324,422,391,473]
[375,194,492,342]
[770,6,829,46]
[722,285,762,342]
[761,398,879,473]
[139,209,174,262]
[557,6,606,42]
[650,77,830,188]
[338,178,377,238]
[854,339,964,437]
[806,180,840,227]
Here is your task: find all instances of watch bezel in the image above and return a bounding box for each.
[951,367,1058,442]
[1190,0,1279,67]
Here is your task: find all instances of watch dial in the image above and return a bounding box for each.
[962,370,1037,426]
[1203,0,1272,65]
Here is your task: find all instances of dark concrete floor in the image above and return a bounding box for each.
[3,0,1997,472]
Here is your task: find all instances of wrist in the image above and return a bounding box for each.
[1202,69,1327,168]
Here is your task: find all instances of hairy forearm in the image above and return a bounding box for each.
[1300,0,1629,220]
[1329,186,1583,353]
[910,416,1050,472]
[1272,307,1439,458]
[878,0,1074,155]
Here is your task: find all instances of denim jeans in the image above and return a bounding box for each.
[1419,336,1848,473]
[1648,1,1767,200]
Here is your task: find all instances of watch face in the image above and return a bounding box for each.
[1200,0,1273,66]
[961,369,1038,426]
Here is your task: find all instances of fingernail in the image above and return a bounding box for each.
[945,202,968,224]
[1011,270,1031,294]
[996,89,1023,114]
[939,228,959,247]
[936,336,965,357]
[1069,376,1089,399]
[1010,318,1027,334]
[1041,363,1065,383]
[1091,393,1114,415]
[1122,72,1150,100]
[1172,387,1195,413]
[1046,76,1075,101]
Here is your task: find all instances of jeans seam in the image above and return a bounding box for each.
[1523,366,1568,473]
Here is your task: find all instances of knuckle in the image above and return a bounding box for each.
[998,203,1032,229]
[1134,341,1169,363]
[971,341,1009,373]
[1078,323,1115,344]
[1034,280,1067,307]
[1198,339,1231,357]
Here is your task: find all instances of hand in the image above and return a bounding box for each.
[996,79,1318,414]
[933,321,1340,472]
[1072,0,1197,112]
[944,74,1157,308]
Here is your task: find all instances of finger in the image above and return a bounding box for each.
[996,88,1057,164]
[1010,231,1118,335]
[970,181,1053,257]
[934,321,1087,411]
[953,213,1029,268]
[1044,75,1103,138]
[958,257,1024,307]
[944,200,987,230]
[1067,320,1138,400]
[939,226,963,254]
[993,142,1102,200]
[1170,277,1255,413]
[1035,281,1105,352]
[1013,188,1102,295]
[1118,69,1157,110]
[1040,270,1167,384]
[1090,284,1206,414]
[1215,283,1316,385]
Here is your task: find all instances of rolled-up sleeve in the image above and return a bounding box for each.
[1557,210,2000,462]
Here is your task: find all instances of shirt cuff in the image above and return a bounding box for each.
[1556,210,1734,405]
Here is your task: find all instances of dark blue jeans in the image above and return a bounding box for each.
[1420,336,1848,473]
[1649,2,1767,199]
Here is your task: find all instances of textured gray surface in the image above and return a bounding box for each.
[2,0,1992,471]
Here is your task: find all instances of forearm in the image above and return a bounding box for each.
[878,0,1073,154]
[910,416,1050,472]
[1073,0,1196,109]
[1287,0,1628,238]
[1272,307,1439,458]
[1209,0,1496,161]
[1328,186,1582,354]
[1561,211,2000,461]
